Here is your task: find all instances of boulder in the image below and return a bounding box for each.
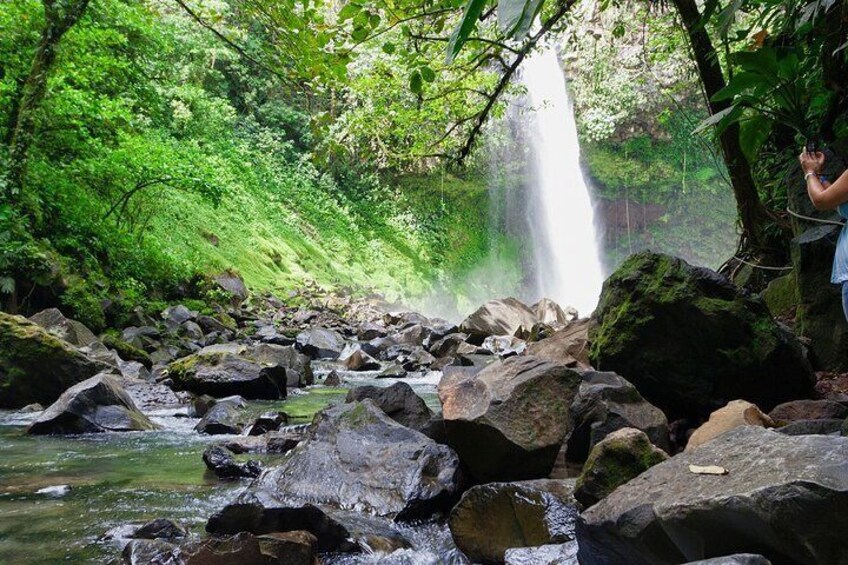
[505,542,579,565]
[685,400,773,451]
[428,333,470,358]
[181,532,278,564]
[345,382,433,430]
[245,412,287,436]
[255,531,315,565]
[528,319,592,370]
[482,335,527,357]
[576,427,848,565]
[566,371,669,462]
[120,539,178,564]
[203,445,262,479]
[776,419,845,436]
[28,373,156,434]
[338,344,380,371]
[791,224,848,371]
[244,400,462,520]
[761,274,796,317]
[167,344,297,399]
[28,308,97,347]
[195,401,244,435]
[449,480,579,564]
[101,335,152,368]
[295,327,346,359]
[357,321,387,341]
[589,252,814,419]
[460,298,540,344]
[323,370,343,387]
[533,298,573,325]
[245,343,313,387]
[768,399,848,424]
[207,499,404,553]
[214,272,249,303]
[574,428,669,507]
[0,312,109,408]
[439,356,581,482]
[133,518,188,541]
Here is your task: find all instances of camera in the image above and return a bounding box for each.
[806,139,819,154]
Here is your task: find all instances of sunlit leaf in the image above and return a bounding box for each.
[446,0,487,64]
[498,0,543,39]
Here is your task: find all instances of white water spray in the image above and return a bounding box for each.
[521,46,604,316]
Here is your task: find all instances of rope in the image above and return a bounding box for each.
[731,256,793,272]
[786,207,846,226]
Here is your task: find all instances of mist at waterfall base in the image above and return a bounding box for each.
[415,47,604,321]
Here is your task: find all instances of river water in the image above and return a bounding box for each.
[0,372,448,563]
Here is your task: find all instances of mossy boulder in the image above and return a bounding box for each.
[574,427,668,508]
[0,312,109,408]
[760,274,797,317]
[590,252,814,419]
[448,479,578,564]
[101,334,152,368]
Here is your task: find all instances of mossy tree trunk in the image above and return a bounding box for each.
[672,0,779,257]
[5,0,91,199]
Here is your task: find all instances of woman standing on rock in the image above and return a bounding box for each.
[800,148,848,321]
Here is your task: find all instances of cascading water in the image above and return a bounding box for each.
[520,46,605,316]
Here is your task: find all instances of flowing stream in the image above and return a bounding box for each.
[518,46,605,316]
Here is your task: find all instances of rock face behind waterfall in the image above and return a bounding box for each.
[439,356,581,482]
[28,374,156,434]
[245,400,462,520]
[589,252,814,419]
[459,298,539,343]
[0,312,109,408]
[576,427,848,565]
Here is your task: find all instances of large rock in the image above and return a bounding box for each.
[345,382,433,430]
[505,542,579,565]
[577,427,848,564]
[589,252,814,419]
[203,445,262,479]
[460,298,539,344]
[439,356,581,482]
[295,327,346,359]
[167,344,305,399]
[791,224,848,371]
[245,400,462,520]
[574,428,669,507]
[527,319,592,369]
[28,308,97,347]
[685,400,773,451]
[0,312,109,408]
[768,399,848,424]
[533,298,573,325]
[195,401,245,435]
[449,479,578,564]
[683,556,772,565]
[566,371,669,462]
[28,374,156,434]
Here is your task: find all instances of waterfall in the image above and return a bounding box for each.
[520,46,604,317]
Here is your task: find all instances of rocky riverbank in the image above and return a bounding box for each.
[1,251,847,564]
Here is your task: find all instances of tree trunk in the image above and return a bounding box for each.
[5,0,91,198]
[672,0,776,255]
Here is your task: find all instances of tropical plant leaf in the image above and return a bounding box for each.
[710,72,763,102]
[692,106,739,135]
[739,113,773,162]
[409,70,423,94]
[498,0,544,39]
[446,0,488,63]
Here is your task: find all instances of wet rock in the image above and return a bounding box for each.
[123,380,182,411]
[482,335,527,358]
[245,412,287,436]
[383,311,429,328]
[250,400,462,520]
[574,428,669,507]
[449,479,579,564]
[121,326,161,351]
[195,401,244,435]
[181,532,268,564]
[397,347,437,370]
[197,315,231,334]
[528,319,592,370]
[295,327,346,359]
[0,312,110,408]
[120,539,178,564]
[190,394,216,418]
[439,356,581,482]
[28,374,156,435]
[167,344,293,399]
[428,333,470,358]
[214,272,249,304]
[345,382,434,431]
[203,445,262,479]
[357,321,387,341]
[590,252,814,419]
[566,371,669,462]
[393,324,432,348]
[338,344,380,371]
[686,400,773,451]
[776,418,844,436]
[28,308,97,347]
[460,298,539,344]
[265,430,304,454]
[254,324,295,346]
[323,370,343,387]
[768,399,848,424]
[256,531,315,565]
[18,403,43,413]
[222,436,269,454]
[682,556,772,565]
[505,542,579,565]
[182,320,204,340]
[133,518,188,541]
[376,363,407,379]
[576,427,848,564]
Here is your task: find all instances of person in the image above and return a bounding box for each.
[799,148,848,321]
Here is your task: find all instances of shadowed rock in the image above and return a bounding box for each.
[460,298,539,344]
[345,382,433,431]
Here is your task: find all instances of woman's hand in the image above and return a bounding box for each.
[799,150,825,174]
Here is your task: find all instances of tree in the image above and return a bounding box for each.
[4,0,91,198]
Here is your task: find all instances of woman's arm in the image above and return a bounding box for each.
[800,151,848,210]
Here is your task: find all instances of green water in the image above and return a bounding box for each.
[0,387,352,564]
